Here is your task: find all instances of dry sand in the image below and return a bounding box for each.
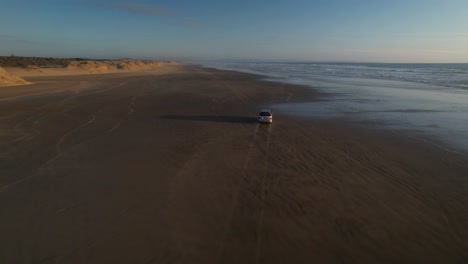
[0,65,467,263]
[2,59,175,79]
[0,66,29,86]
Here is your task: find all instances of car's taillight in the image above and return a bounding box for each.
[269,117,272,120]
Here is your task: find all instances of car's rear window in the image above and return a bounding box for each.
[259,112,271,116]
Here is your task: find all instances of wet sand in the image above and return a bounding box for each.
[1,65,467,263]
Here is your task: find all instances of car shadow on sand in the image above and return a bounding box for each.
[160,115,258,124]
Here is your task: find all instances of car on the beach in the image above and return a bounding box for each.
[258,109,273,123]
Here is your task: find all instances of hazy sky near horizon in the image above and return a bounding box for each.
[1,0,467,63]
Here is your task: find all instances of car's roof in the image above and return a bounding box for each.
[259,109,272,113]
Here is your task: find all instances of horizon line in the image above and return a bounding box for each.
[1,55,467,64]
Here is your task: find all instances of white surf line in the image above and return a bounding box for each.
[255,124,272,264]
[392,131,468,156]
[217,123,260,261]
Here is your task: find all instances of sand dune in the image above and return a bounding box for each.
[66,61,114,72]
[0,66,29,86]
[1,59,174,82]
[64,59,167,73]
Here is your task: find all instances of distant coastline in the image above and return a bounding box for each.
[0,56,176,87]
[0,55,173,68]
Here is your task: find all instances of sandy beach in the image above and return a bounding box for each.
[1,64,467,263]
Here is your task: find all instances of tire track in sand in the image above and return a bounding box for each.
[215,122,273,263]
[217,123,261,260]
[55,115,96,154]
[392,130,468,156]
[255,123,272,264]
[108,87,145,133]
[1,82,127,193]
[12,112,46,143]
[0,114,97,193]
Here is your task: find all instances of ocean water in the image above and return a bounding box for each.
[201,61,468,153]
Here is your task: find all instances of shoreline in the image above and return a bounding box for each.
[1,65,467,263]
[201,63,468,155]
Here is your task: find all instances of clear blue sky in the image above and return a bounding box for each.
[1,0,467,62]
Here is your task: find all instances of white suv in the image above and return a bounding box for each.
[257,109,273,123]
